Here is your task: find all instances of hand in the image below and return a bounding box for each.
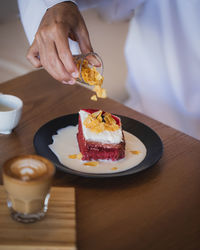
[27,2,93,84]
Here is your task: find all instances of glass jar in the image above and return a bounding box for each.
[73,52,104,85]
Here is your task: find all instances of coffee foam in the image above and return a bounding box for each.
[10,159,47,181]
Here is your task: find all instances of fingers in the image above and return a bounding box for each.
[76,22,101,67]
[29,24,79,84]
[54,27,79,78]
[27,40,42,68]
[36,32,76,84]
[86,54,102,67]
[76,28,93,55]
[26,1,98,84]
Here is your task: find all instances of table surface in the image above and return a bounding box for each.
[0,70,200,250]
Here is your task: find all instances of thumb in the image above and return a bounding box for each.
[76,27,101,67]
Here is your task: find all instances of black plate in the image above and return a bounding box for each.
[33,114,163,178]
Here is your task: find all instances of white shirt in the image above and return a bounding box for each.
[18,0,200,139]
[125,0,200,140]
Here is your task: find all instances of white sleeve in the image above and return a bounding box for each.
[18,0,46,45]
[95,0,147,22]
[43,0,77,9]
[17,0,80,54]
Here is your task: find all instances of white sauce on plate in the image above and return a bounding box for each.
[49,125,147,174]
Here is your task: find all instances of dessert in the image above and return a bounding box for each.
[77,109,125,161]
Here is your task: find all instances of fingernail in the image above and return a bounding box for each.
[68,79,76,84]
[71,71,79,78]
[87,55,101,67]
[63,79,76,85]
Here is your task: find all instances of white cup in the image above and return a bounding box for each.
[0,94,23,134]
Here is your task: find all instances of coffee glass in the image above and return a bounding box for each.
[2,155,55,223]
[0,94,23,134]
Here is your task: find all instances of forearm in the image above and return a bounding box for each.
[18,0,76,45]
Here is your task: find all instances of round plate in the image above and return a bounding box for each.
[33,114,163,178]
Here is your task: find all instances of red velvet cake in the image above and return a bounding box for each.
[77,109,125,161]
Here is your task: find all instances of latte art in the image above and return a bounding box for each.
[10,159,47,181]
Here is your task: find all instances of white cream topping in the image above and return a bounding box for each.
[79,110,122,144]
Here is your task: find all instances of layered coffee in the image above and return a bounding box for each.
[3,155,55,222]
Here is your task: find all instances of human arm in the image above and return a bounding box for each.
[18,0,94,84]
[18,0,146,84]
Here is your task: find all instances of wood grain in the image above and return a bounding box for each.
[0,70,200,250]
[0,186,76,250]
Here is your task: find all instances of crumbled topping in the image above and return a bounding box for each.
[83,111,120,133]
[68,153,83,159]
[77,59,107,100]
[90,95,98,101]
[84,161,99,167]
[130,150,140,155]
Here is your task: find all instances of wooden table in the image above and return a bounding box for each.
[0,70,200,250]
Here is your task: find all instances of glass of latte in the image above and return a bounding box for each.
[2,155,55,223]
